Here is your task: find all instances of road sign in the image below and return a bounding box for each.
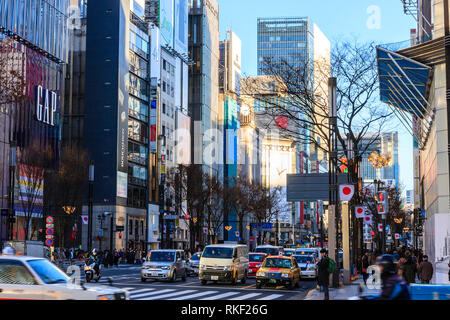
[395,233,401,240]
[46,216,54,224]
[287,173,348,201]
[45,238,53,246]
[45,228,54,236]
[81,215,88,224]
[46,224,54,228]
[45,235,54,239]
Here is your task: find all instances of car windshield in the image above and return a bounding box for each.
[149,251,175,262]
[293,255,313,264]
[249,254,265,262]
[255,247,278,255]
[190,253,201,261]
[296,250,314,256]
[27,259,70,284]
[263,258,292,268]
[202,247,233,259]
[284,250,294,256]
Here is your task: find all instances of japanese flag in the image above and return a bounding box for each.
[395,233,401,239]
[339,184,355,202]
[363,214,372,225]
[81,215,88,225]
[355,206,366,218]
[203,227,208,234]
[378,223,383,232]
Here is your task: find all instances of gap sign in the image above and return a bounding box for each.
[35,85,57,126]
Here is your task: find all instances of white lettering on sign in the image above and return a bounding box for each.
[35,85,57,126]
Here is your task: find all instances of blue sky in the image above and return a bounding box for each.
[217,0,416,194]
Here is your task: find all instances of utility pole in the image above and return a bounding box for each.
[88,162,94,252]
[275,211,279,246]
[8,142,17,243]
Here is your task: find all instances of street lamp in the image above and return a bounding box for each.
[88,162,94,252]
[8,141,17,242]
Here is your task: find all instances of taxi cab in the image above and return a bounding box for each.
[0,247,130,300]
[255,256,301,290]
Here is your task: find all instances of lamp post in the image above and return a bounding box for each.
[88,162,94,252]
[8,141,17,242]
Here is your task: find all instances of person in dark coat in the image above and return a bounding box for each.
[361,252,370,285]
[317,248,330,300]
[417,255,433,283]
[402,251,417,285]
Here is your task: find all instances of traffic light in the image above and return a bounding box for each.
[376,191,389,214]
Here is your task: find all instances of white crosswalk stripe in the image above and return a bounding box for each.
[131,289,175,299]
[202,292,241,300]
[168,290,218,300]
[139,290,197,300]
[228,293,263,300]
[129,288,156,295]
[257,294,283,300]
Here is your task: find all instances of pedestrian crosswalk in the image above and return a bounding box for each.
[122,286,287,300]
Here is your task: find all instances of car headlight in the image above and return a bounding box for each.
[256,271,266,277]
[256,264,261,268]
[281,273,290,278]
[97,294,114,300]
[223,266,231,271]
[160,266,170,270]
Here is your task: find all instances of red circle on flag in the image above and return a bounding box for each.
[343,187,352,195]
[82,217,88,222]
[357,208,363,214]
[365,217,370,221]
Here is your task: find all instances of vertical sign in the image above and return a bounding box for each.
[174,0,188,54]
[160,0,174,47]
[412,116,420,208]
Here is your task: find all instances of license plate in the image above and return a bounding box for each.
[151,272,158,276]
[211,276,219,280]
[268,279,276,284]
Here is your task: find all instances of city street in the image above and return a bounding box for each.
[78,265,316,300]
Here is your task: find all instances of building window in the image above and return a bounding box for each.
[129,219,133,235]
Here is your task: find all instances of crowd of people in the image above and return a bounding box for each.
[360,247,435,285]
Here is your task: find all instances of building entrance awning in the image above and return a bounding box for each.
[376,46,435,150]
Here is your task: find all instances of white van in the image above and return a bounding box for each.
[199,244,249,285]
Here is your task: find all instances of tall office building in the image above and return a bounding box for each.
[256,17,330,244]
[0,0,70,246]
[188,0,220,177]
[83,0,151,251]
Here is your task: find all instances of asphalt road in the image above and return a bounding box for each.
[73,264,317,300]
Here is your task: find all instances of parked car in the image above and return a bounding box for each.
[0,254,129,300]
[256,256,301,290]
[292,254,317,279]
[248,253,268,277]
[199,244,249,285]
[141,250,187,282]
[186,252,201,276]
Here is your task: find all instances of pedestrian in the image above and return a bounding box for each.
[114,249,119,267]
[362,251,370,285]
[417,255,433,283]
[317,248,330,300]
[375,255,410,300]
[402,251,417,285]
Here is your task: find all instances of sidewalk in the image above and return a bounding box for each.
[304,278,380,300]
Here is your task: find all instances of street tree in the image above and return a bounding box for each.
[0,38,27,105]
[16,140,54,255]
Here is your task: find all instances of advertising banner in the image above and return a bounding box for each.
[175,110,191,164]
[174,0,188,54]
[160,0,174,48]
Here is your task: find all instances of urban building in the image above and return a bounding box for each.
[82,0,152,252]
[0,0,70,247]
[377,0,450,261]
[188,0,220,177]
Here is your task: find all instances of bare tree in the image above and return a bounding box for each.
[46,145,89,249]
[0,38,27,105]
[204,175,224,244]
[16,141,54,254]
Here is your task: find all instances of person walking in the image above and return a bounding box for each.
[402,251,417,285]
[362,252,370,285]
[317,248,330,300]
[417,255,433,284]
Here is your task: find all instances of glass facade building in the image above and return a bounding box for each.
[257,17,312,76]
[0,0,70,244]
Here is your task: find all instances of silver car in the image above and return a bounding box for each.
[186,252,201,276]
[141,250,187,282]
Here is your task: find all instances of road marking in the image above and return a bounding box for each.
[129,288,156,294]
[168,290,218,300]
[202,292,241,300]
[228,293,263,300]
[242,284,256,289]
[131,289,175,299]
[178,281,198,286]
[140,290,197,300]
[257,294,283,300]
[120,287,135,291]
